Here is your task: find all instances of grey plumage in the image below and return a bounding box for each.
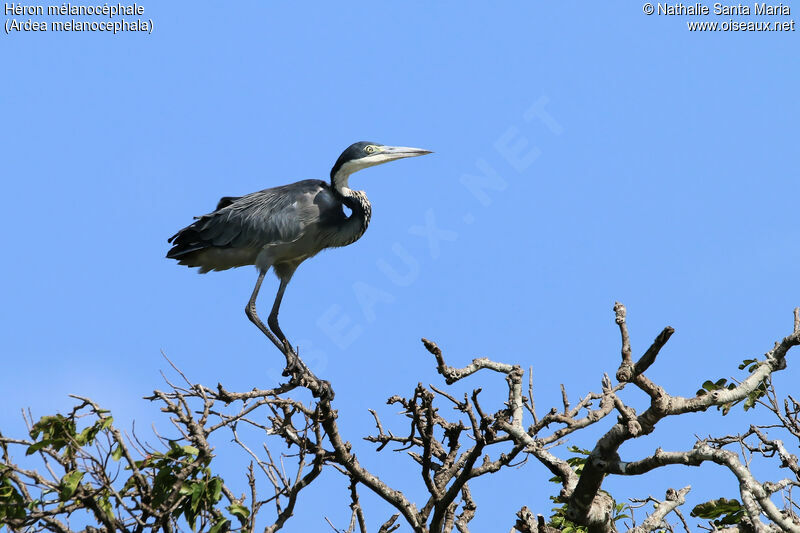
[167,141,431,345]
[168,180,356,274]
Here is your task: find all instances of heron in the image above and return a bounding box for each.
[167,141,432,347]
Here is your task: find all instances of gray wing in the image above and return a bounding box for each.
[167,180,343,264]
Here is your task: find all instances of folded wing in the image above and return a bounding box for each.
[167,180,338,272]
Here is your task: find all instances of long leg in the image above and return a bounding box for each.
[267,276,291,343]
[247,269,315,380]
[245,269,283,349]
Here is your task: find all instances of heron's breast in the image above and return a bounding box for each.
[255,230,325,270]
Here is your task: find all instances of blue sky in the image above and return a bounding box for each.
[2,2,798,531]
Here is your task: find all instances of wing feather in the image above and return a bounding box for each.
[167,180,340,267]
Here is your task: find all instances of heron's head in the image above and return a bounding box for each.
[330,141,432,188]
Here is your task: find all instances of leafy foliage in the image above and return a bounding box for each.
[696,358,769,415]
[691,497,745,527]
[548,445,590,484]
[130,441,226,530]
[0,474,27,523]
[1,400,243,533]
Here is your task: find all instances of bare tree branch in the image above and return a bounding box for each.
[2,305,799,533]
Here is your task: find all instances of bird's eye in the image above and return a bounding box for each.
[365,145,376,154]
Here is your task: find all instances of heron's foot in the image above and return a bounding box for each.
[280,339,299,377]
[317,379,334,401]
[282,349,310,379]
[282,356,299,377]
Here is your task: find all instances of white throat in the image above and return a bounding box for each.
[332,168,352,193]
[332,159,367,192]
[332,154,396,193]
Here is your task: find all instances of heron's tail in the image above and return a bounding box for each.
[167,226,255,273]
[166,228,212,273]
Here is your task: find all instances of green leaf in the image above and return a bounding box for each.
[100,417,114,430]
[26,439,54,455]
[208,477,223,503]
[182,445,200,456]
[209,519,229,533]
[719,510,746,525]
[738,358,757,370]
[111,445,124,461]
[184,503,198,531]
[701,378,730,392]
[0,478,26,522]
[75,426,94,446]
[59,470,84,500]
[567,446,591,455]
[151,467,176,508]
[26,498,42,510]
[97,495,113,518]
[691,498,742,519]
[30,415,75,444]
[190,483,204,512]
[228,502,250,525]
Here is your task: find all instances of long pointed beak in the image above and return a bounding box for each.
[381,146,433,160]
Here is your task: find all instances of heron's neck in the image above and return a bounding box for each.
[330,170,372,247]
